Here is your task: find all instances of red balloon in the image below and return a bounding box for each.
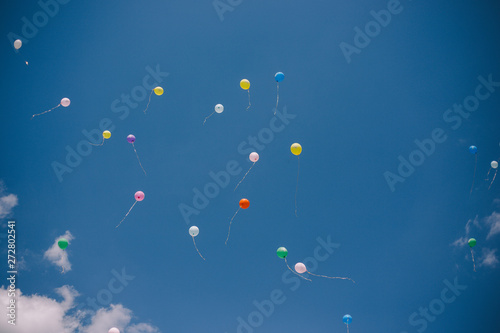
[239,198,250,209]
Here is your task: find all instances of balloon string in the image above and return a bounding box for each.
[234,163,255,191]
[32,103,61,119]
[143,90,153,114]
[488,169,497,190]
[225,208,240,245]
[485,167,492,180]
[132,143,147,175]
[306,271,355,283]
[470,154,477,196]
[89,138,105,146]
[61,265,65,274]
[295,156,300,217]
[246,90,251,111]
[470,248,476,272]
[192,237,205,260]
[203,111,216,125]
[284,257,311,281]
[274,82,279,115]
[347,324,349,333]
[116,200,137,228]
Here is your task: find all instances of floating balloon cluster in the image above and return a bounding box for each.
[29,60,498,332]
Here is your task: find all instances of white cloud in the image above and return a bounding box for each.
[0,286,159,333]
[0,181,18,219]
[126,323,161,333]
[81,304,132,333]
[44,231,74,273]
[484,211,500,240]
[0,285,80,333]
[479,248,499,268]
[451,217,478,247]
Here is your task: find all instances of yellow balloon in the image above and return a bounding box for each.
[290,143,302,156]
[103,130,111,139]
[154,86,164,96]
[240,79,250,90]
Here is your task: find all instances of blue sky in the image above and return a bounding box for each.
[1,0,500,332]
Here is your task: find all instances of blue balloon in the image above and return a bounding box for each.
[469,145,477,154]
[343,314,352,325]
[275,72,285,82]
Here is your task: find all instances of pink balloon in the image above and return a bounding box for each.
[295,262,307,274]
[134,191,145,201]
[61,98,70,107]
[249,152,259,162]
[108,328,120,333]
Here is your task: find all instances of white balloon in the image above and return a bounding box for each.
[492,161,499,169]
[189,226,199,237]
[14,39,22,50]
[108,328,120,333]
[215,104,224,113]
[249,152,259,162]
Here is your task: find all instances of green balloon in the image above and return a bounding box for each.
[277,247,288,259]
[468,238,477,248]
[58,238,69,250]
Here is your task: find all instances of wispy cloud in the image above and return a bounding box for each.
[126,323,161,333]
[0,181,18,219]
[451,216,479,247]
[484,211,500,240]
[479,248,499,268]
[44,231,74,273]
[0,286,159,333]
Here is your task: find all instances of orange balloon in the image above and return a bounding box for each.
[239,198,250,209]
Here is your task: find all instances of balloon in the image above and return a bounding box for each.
[14,39,22,50]
[343,314,352,325]
[249,152,259,162]
[215,104,224,113]
[226,199,250,244]
[103,130,111,139]
[275,72,285,82]
[116,191,145,228]
[127,135,146,174]
[468,238,477,272]
[492,161,498,169]
[58,238,68,250]
[294,262,306,274]
[108,328,120,333]
[239,198,250,209]
[189,226,199,237]
[274,72,284,113]
[240,79,250,90]
[61,98,71,107]
[235,154,259,190]
[32,98,69,118]
[127,134,136,143]
[469,146,479,195]
[134,191,145,201]
[154,86,164,96]
[290,143,302,156]
[189,226,205,259]
[276,247,288,259]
